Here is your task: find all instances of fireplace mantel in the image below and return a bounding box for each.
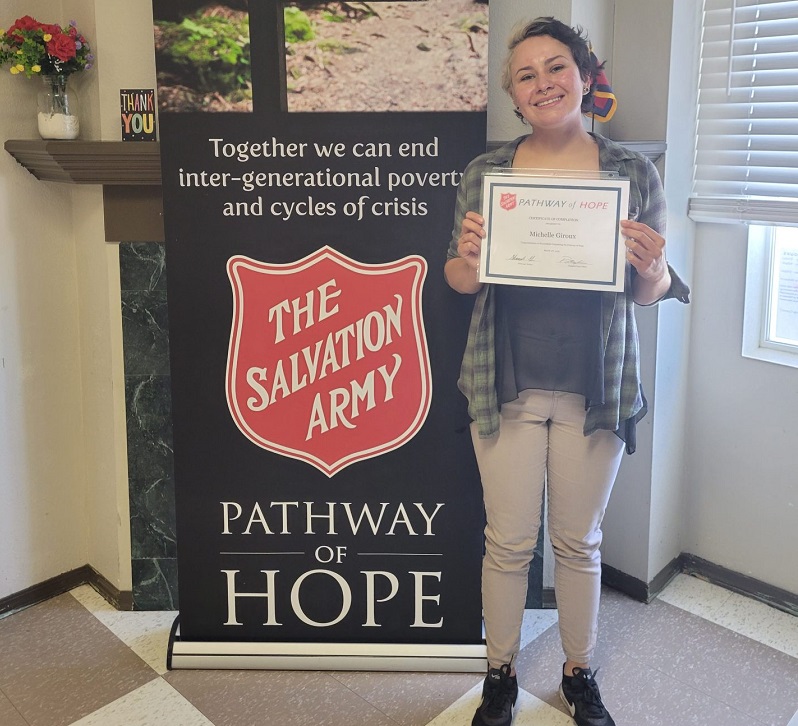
[4,140,164,242]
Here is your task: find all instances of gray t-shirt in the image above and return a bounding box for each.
[495,285,604,409]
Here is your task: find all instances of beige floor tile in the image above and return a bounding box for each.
[712,590,798,659]
[656,573,733,619]
[425,682,573,726]
[67,678,213,726]
[520,608,558,651]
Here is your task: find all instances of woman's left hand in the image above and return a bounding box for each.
[621,219,668,282]
[622,219,672,304]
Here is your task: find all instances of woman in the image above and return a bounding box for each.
[445,17,690,726]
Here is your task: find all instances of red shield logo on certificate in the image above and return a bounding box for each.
[226,246,431,477]
[500,192,517,211]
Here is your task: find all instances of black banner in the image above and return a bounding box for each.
[157,1,488,658]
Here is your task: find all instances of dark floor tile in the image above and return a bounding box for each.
[0,690,28,726]
[514,620,572,712]
[165,669,400,726]
[516,587,798,726]
[592,654,765,726]
[0,593,157,726]
[600,591,798,725]
[331,670,483,726]
[665,615,798,725]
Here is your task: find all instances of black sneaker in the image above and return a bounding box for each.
[559,667,616,726]
[471,663,518,726]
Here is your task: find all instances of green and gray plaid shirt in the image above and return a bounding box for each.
[447,134,690,448]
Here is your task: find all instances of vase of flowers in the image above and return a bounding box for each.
[0,16,93,139]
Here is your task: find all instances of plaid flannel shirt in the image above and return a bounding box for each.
[447,134,690,443]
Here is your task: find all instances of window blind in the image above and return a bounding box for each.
[690,0,798,225]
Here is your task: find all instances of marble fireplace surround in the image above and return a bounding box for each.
[6,139,666,611]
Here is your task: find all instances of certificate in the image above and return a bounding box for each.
[479,173,630,292]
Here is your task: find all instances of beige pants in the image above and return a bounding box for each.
[471,389,624,667]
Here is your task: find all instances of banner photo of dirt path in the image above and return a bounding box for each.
[154,0,488,113]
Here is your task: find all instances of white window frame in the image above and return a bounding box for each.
[743,225,798,368]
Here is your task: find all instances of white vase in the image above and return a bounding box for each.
[37,74,80,140]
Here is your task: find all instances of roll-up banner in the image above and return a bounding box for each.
[156,0,488,670]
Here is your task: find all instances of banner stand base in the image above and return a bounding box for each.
[167,620,487,673]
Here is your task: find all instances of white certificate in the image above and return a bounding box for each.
[479,174,630,292]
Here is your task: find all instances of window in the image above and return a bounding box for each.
[693,1,798,366]
[744,226,798,366]
[690,0,798,225]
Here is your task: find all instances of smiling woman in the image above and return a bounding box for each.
[444,15,691,726]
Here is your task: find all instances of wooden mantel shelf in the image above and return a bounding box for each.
[4,140,164,241]
[4,139,161,185]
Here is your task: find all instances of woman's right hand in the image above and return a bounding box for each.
[457,211,486,270]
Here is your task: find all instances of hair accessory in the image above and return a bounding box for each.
[585,43,617,122]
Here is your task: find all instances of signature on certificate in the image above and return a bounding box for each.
[560,256,589,268]
[508,254,536,262]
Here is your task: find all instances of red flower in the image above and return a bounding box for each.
[10,15,42,32]
[7,15,42,42]
[41,23,63,37]
[68,25,78,38]
[46,32,77,62]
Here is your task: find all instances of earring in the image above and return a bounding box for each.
[583,86,590,94]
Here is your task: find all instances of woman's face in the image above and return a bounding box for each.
[508,35,587,131]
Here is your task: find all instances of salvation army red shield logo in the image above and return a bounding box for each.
[226,246,431,477]
[500,193,517,211]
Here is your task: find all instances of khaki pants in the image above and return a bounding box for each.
[471,389,624,668]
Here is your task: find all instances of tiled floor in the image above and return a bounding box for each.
[1,575,797,725]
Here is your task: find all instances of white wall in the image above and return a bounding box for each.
[67,0,157,595]
[604,0,798,596]
[685,222,798,593]
[0,0,88,599]
[0,0,156,599]
[601,0,694,584]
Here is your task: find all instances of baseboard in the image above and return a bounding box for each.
[679,553,798,617]
[601,556,681,604]
[0,564,133,619]
[601,553,798,616]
